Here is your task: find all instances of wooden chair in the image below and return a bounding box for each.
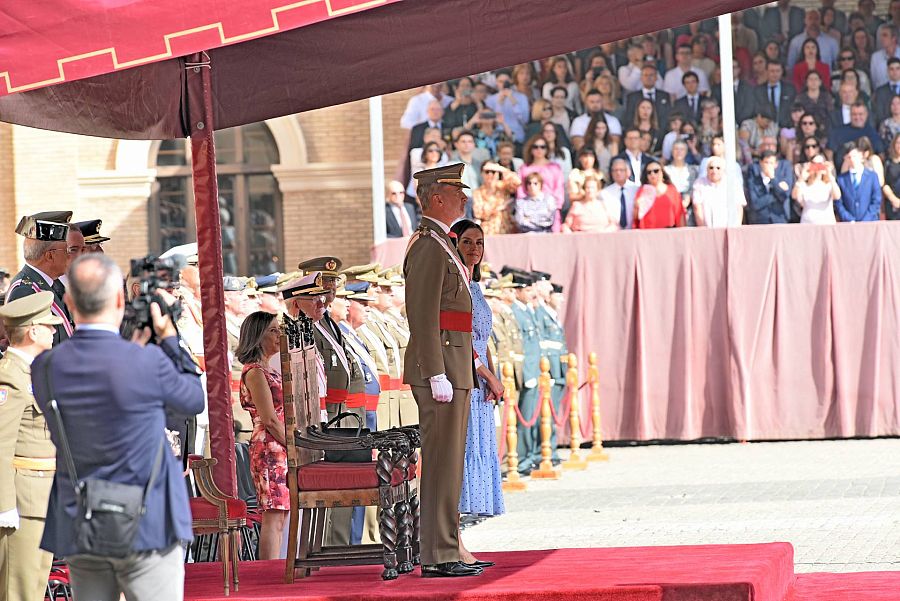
[279,331,420,582]
[189,455,248,596]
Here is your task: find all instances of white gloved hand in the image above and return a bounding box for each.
[0,508,20,530]
[429,374,454,403]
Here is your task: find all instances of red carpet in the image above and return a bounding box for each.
[184,543,795,601]
[787,572,900,600]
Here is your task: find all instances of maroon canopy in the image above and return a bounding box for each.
[0,0,763,495]
[1,0,762,139]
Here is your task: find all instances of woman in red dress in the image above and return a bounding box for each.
[236,311,288,560]
[634,159,686,228]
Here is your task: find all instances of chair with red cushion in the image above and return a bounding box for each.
[189,455,248,596]
[279,331,420,583]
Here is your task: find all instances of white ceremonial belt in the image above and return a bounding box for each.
[540,341,563,350]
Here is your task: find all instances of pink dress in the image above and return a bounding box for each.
[240,363,289,511]
[518,162,565,231]
[563,199,617,233]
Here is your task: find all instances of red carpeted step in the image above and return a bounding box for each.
[787,572,900,600]
[184,543,795,601]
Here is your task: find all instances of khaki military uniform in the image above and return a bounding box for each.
[312,313,365,547]
[403,218,474,565]
[0,351,55,601]
[380,309,418,426]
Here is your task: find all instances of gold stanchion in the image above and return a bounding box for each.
[587,352,609,462]
[563,353,587,470]
[500,362,526,492]
[531,357,560,479]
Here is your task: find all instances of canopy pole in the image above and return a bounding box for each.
[370,95,387,246]
[718,14,737,182]
[186,52,237,497]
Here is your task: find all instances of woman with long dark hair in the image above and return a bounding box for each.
[449,219,505,567]
[792,38,831,90]
[236,310,287,560]
[634,160,685,228]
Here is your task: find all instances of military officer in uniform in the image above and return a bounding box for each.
[503,269,542,475]
[283,269,362,546]
[404,163,486,578]
[534,277,567,463]
[5,212,74,347]
[73,219,110,253]
[0,292,60,601]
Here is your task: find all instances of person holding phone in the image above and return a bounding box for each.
[793,154,841,224]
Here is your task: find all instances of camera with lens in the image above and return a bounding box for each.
[121,255,185,340]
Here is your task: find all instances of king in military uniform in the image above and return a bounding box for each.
[404,163,484,578]
[0,292,61,601]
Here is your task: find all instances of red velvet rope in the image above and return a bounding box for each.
[513,396,542,428]
[546,386,572,428]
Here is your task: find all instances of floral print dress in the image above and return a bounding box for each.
[239,363,289,511]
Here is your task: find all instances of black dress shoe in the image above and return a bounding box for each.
[421,561,483,578]
[464,560,495,568]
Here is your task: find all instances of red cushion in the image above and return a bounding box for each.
[297,461,416,491]
[190,496,248,521]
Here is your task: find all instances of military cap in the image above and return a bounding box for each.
[483,288,503,299]
[298,256,342,277]
[342,263,381,277]
[489,273,523,289]
[74,219,110,244]
[552,283,564,294]
[243,279,260,297]
[276,271,301,286]
[255,273,281,293]
[413,163,470,189]
[0,267,9,278]
[0,291,63,327]
[280,272,327,299]
[160,242,198,266]
[500,266,534,286]
[531,270,552,282]
[223,276,246,292]
[335,287,353,298]
[15,211,72,241]
[345,282,377,303]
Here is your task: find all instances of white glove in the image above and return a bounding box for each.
[429,374,454,403]
[0,508,20,530]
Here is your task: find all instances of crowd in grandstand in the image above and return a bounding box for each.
[389,0,900,236]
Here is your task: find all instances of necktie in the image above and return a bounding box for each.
[689,96,696,114]
[769,85,776,109]
[398,205,412,236]
[853,172,860,189]
[648,90,655,102]
[894,84,899,96]
[51,278,65,299]
[619,187,628,229]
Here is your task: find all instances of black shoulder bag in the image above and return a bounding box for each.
[44,353,165,558]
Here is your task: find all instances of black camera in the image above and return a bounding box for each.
[122,255,185,337]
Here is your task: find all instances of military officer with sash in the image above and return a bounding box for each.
[0,293,60,601]
[374,270,418,426]
[5,212,74,347]
[404,163,489,578]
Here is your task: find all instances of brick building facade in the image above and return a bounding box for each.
[0,88,416,275]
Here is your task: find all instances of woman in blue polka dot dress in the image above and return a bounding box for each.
[450,219,506,567]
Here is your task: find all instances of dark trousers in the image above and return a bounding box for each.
[516,386,540,471]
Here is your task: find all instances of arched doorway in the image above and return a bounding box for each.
[149,122,283,276]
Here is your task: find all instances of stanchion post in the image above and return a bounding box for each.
[531,357,560,479]
[501,362,526,492]
[563,353,587,470]
[587,352,609,462]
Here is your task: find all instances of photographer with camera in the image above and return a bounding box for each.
[32,253,203,601]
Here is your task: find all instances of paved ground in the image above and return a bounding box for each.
[462,439,900,573]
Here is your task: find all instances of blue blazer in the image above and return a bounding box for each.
[836,170,882,223]
[32,329,204,556]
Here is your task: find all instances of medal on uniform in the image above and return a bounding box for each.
[331,353,337,367]
[0,388,7,406]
